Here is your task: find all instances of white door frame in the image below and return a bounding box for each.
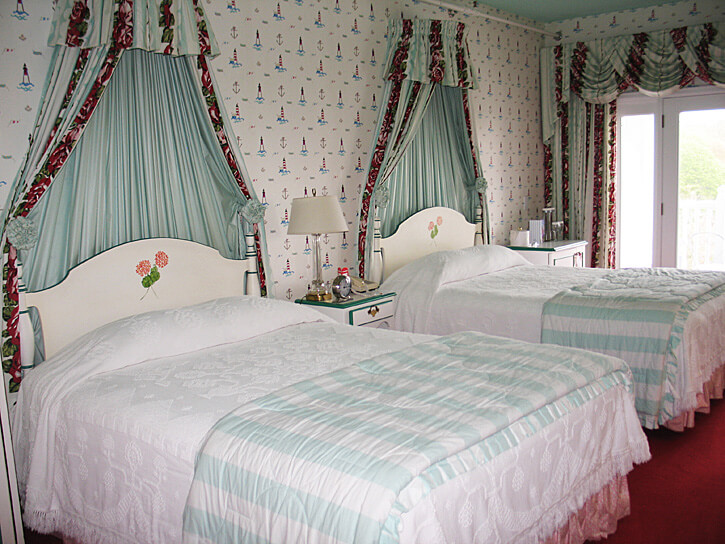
[616,92,662,267]
[617,86,725,268]
[661,88,725,267]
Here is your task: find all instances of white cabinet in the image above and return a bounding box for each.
[507,240,588,267]
[296,292,396,329]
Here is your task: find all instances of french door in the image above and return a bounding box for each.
[617,88,725,269]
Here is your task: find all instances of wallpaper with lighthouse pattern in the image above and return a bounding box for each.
[1,0,546,300]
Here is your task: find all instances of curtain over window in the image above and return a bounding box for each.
[540,22,725,268]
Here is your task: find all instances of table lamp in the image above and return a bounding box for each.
[287,190,348,301]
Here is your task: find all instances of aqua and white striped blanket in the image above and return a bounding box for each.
[182,331,633,544]
[542,267,725,428]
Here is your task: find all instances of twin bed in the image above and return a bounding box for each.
[379,207,725,431]
[10,238,650,543]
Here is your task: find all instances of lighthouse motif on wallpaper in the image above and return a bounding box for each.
[12,0,28,20]
[1,0,719,300]
[199,0,548,296]
[18,63,33,91]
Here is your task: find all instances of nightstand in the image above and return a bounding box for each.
[296,292,396,328]
[507,240,588,267]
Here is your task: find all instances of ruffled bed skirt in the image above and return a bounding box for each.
[664,364,725,432]
[544,475,630,544]
[59,477,631,544]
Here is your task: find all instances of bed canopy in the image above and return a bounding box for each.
[540,22,725,268]
[358,18,490,281]
[1,0,270,391]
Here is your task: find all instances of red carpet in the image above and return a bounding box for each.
[595,398,725,544]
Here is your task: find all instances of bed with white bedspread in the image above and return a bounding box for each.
[382,242,725,430]
[11,239,649,544]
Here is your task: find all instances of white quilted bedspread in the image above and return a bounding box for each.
[383,246,608,341]
[12,296,647,544]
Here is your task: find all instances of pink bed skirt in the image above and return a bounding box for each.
[664,364,725,432]
[543,475,630,544]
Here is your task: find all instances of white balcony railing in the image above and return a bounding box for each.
[678,186,725,270]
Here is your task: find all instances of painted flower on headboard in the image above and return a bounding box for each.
[136,251,169,299]
[428,216,443,239]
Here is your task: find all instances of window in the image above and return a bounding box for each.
[617,88,725,269]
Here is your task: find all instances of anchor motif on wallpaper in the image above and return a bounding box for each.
[135,251,169,300]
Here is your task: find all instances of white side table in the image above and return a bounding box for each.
[295,292,396,329]
[507,240,588,267]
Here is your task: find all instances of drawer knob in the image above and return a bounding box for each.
[368,305,379,317]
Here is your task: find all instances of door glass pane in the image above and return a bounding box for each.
[677,109,725,270]
[620,114,655,268]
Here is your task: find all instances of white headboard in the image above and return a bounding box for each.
[379,207,479,281]
[21,238,251,361]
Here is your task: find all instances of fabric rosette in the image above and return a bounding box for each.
[6,216,39,250]
[373,184,390,209]
[236,198,266,224]
[475,176,488,194]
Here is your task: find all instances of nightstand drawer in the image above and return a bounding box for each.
[349,298,394,326]
[295,292,397,327]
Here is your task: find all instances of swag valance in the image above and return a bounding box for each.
[49,0,219,56]
[383,18,477,88]
[541,23,725,142]
[539,22,724,269]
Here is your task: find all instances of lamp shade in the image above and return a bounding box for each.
[287,196,348,234]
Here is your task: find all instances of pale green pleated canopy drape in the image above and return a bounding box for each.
[1,0,269,385]
[359,17,486,276]
[21,49,248,291]
[379,85,481,237]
